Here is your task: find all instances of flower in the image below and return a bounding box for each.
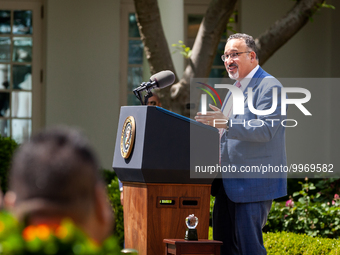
[36,224,51,240]
[332,200,335,205]
[0,211,121,255]
[22,225,36,241]
[285,199,294,208]
[334,194,339,200]
[22,224,51,241]
[0,221,4,233]
[55,225,68,239]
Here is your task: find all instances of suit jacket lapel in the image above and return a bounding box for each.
[234,67,267,118]
[243,67,266,103]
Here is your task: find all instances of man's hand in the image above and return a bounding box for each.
[195,104,228,129]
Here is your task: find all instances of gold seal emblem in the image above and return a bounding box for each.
[120,116,136,159]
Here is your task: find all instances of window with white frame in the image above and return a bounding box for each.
[185,0,239,78]
[0,0,43,143]
[120,1,151,106]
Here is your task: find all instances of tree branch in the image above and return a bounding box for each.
[171,0,237,115]
[182,0,237,82]
[256,0,325,65]
[133,0,178,109]
[133,0,177,76]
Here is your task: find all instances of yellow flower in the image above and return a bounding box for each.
[55,225,68,239]
[0,221,4,233]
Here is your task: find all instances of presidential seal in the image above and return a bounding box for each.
[120,116,136,159]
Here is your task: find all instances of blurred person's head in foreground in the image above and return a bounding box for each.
[4,126,113,243]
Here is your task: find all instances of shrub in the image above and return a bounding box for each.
[265,179,340,238]
[209,228,340,254]
[210,195,214,226]
[316,178,340,202]
[101,169,124,248]
[0,135,18,193]
[106,175,124,248]
[102,168,117,185]
[263,232,340,254]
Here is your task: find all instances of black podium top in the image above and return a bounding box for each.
[112,106,219,184]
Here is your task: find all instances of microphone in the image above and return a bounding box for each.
[133,70,175,105]
[149,70,175,89]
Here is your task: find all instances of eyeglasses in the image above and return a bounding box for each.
[221,51,251,62]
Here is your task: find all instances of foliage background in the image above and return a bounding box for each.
[102,170,124,248]
[0,135,18,193]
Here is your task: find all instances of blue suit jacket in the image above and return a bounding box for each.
[220,66,287,203]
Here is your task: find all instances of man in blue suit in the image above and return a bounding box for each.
[195,33,287,254]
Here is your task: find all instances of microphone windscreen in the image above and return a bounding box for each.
[150,70,175,89]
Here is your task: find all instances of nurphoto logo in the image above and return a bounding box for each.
[198,83,312,128]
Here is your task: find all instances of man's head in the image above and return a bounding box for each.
[147,93,162,106]
[5,127,113,243]
[223,33,259,80]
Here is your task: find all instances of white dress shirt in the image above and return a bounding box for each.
[222,65,259,117]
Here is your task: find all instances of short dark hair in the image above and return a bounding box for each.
[9,126,103,222]
[227,33,259,61]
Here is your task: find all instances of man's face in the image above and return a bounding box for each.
[147,95,161,106]
[224,39,254,80]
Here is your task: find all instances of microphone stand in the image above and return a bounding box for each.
[133,81,156,105]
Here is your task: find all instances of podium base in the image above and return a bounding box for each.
[124,182,210,254]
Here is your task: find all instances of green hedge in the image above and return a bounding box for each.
[264,232,340,255]
[0,135,18,193]
[102,169,124,248]
[107,176,124,248]
[209,228,340,254]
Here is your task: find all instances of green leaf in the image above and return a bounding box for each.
[321,3,335,9]
[298,197,306,204]
[293,192,300,197]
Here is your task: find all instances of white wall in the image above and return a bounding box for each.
[240,0,334,78]
[45,0,120,169]
[158,0,185,77]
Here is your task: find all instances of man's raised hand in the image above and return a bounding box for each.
[195,104,228,128]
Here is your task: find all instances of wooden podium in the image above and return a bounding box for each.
[113,106,219,255]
